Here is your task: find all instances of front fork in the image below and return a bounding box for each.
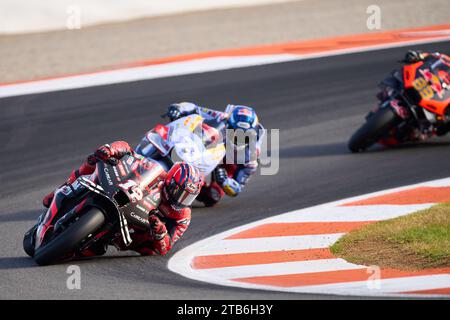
[373,99,433,143]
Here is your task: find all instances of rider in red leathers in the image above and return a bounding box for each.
[42,141,203,256]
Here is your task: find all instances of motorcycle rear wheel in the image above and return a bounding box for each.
[348,107,400,153]
[33,208,105,266]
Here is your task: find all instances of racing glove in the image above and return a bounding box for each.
[148,215,168,240]
[94,141,132,164]
[166,105,182,121]
[94,145,113,161]
[86,154,99,166]
[214,167,228,185]
[222,178,242,197]
[94,145,119,166]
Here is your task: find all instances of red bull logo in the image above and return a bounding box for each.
[420,69,444,98]
[237,108,252,116]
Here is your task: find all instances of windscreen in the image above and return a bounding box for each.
[167,115,225,176]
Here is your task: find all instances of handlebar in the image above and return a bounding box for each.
[89,153,119,166]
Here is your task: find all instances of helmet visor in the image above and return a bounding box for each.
[167,183,198,209]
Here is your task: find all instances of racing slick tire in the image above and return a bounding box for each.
[23,224,37,257]
[33,208,105,266]
[348,107,400,153]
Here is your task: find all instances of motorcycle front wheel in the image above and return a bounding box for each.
[33,208,105,266]
[23,224,38,257]
[348,107,400,153]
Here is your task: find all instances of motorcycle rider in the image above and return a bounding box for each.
[376,50,450,144]
[42,141,203,256]
[137,102,265,207]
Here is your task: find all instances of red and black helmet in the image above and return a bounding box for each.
[163,162,204,210]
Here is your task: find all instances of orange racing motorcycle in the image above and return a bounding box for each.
[348,52,450,152]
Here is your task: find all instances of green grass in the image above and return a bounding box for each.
[331,202,450,270]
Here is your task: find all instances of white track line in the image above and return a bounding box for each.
[195,234,343,255]
[287,274,450,296]
[169,177,450,298]
[270,204,434,223]
[0,55,298,98]
[199,259,364,279]
[1,35,449,98]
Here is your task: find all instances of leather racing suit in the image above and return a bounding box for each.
[136,103,266,207]
[43,141,191,256]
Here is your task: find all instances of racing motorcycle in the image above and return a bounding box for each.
[24,116,225,265]
[23,154,166,265]
[348,55,450,152]
[136,114,226,181]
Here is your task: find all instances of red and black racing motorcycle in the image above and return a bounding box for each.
[23,154,165,265]
[348,54,450,152]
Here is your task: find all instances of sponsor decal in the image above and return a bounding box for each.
[118,180,144,203]
[131,161,139,172]
[136,204,148,213]
[72,180,81,190]
[237,107,252,116]
[237,121,251,129]
[118,163,127,176]
[126,157,134,166]
[414,69,444,100]
[130,212,149,225]
[186,182,198,193]
[155,124,169,140]
[112,166,120,180]
[60,185,72,196]
[104,167,113,186]
[420,68,444,98]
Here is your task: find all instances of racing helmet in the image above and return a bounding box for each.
[163,162,204,210]
[227,105,259,149]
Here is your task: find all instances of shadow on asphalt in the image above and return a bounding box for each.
[0,251,144,270]
[0,210,41,223]
[0,256,37,269]
[280,142,348,158]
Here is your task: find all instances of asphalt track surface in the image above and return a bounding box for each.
[1,41,450,299]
